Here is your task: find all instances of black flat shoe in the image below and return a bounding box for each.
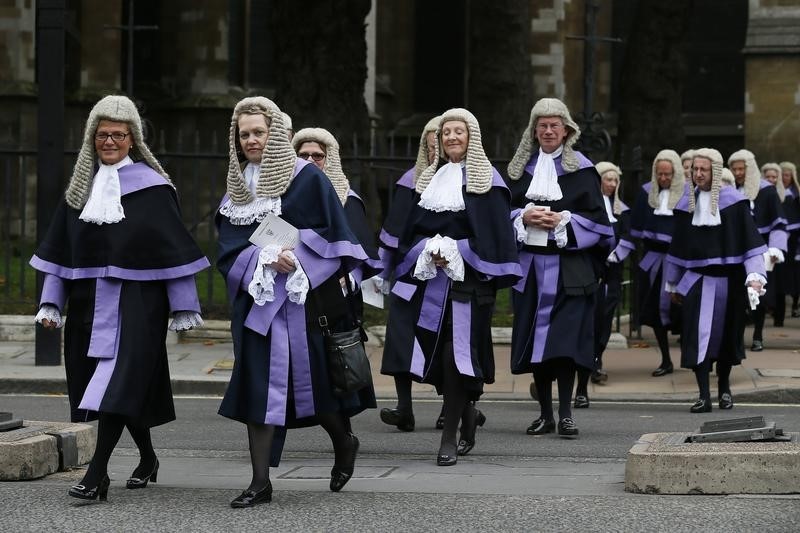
[436,454,457,466]
[126,459,159,489]
[652,364,674,377]
[557,418,579,439]
[573,395,590,409]
[330,434,359,492]
[456,409,486,456]
[230,481,272,508]
[750,340,763,352]
[590,369,608,384]
[69,474,110,502]
[380,408,415,432]
[526,417,555,435]
[690,398,712,413]
[719,392,734,410]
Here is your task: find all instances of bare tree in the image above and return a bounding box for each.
[467,1,533,158]
[616,0,693,194]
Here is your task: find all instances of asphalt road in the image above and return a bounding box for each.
[2,395,799,532]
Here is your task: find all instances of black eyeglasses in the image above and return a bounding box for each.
[95,132,131,142]
[298,152,326,162]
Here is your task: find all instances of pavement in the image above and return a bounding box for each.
[2,315,800,403]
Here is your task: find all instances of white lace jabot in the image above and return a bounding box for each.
[418,162,465,212]
[603,195,617,223]
[653,189,673,216]
[691,190,721,226]
[79,156,132,224]
[525,146,563,201]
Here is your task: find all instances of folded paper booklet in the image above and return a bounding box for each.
[360,280,384,309]
[249,214,300,249]
[525,205,550,247]
[762,251,774,272]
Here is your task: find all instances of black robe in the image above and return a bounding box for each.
[30,162,209,426]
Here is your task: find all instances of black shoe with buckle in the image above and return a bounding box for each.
[68,474,110,502]
[230,481,273,508]
[526,417,555,435]
[380,407,415,432]
[750,340,763,352]
[719,392,734,410]
[126,458,159,489]
[690,398,712,413]
[573,395,590,409]
[652,364,674,377]
[456,409,486,456]
[557,418,579,439]
[330,434,359,492]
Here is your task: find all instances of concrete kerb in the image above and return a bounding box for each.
[625,431,800,494]
[0,421,95,481]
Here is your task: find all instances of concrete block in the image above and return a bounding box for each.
[607,332,628,350]
[0,421,96,480]
[0,434,59,480]
[625,432,800,495]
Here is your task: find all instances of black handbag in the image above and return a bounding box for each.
[319,272,373,397]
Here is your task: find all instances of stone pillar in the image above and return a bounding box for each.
[743,0,800,161]
[0,0,36,147]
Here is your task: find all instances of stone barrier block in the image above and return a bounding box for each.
[0,433,59,480]
[0,421,95,480]
[625,432,800,494]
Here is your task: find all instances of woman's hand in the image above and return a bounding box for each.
[523,208,562,230]
[670,293,683,305]
[432,252,449,268]
[42,319,58,329]
[748,280,763,293]
[270,247,296,273]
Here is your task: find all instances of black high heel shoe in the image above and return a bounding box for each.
[69,474,110,501]
[690,398,712,413]
[230,480,272,508]
[330,434,359,492]
[126,459,159,489]
[456,409,486,456]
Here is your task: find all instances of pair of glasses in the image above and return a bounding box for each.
[95,132,131,142]
[298,152,326,162]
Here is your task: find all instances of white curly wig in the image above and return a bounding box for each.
[292,127,349,205]
[65,95,171,210]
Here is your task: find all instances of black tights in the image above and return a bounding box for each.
[533,358,576,421]
[81,413,156,488]
[318,412,355,468]
[393,374,413,413]
[438,338,471,457]
[576,367,591,397]
[693,359,733,401]
[245,423,275,492]
[653,326,673,368]
[752,303,766,342]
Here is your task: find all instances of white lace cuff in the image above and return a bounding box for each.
[169,311,204,331]
[248,244,282,306]
[607,251,619,264]
[284,251,310,305]
[746,272,767,295]
[664,281,678,294]
[513,213,527,243]
[35,304,63,328]
[747,286,761,310]
[554,210,572,248]
[768,247,785,264]
[413,235,465,282]
[371,276,390,295]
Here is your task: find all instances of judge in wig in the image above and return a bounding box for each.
[665,148,767,412]
[507,98,613,439]
[216,97,369,507]
[382,108,520,465]
[31,95,209,501]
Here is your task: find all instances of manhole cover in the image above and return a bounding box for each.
[279,466,395,479]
